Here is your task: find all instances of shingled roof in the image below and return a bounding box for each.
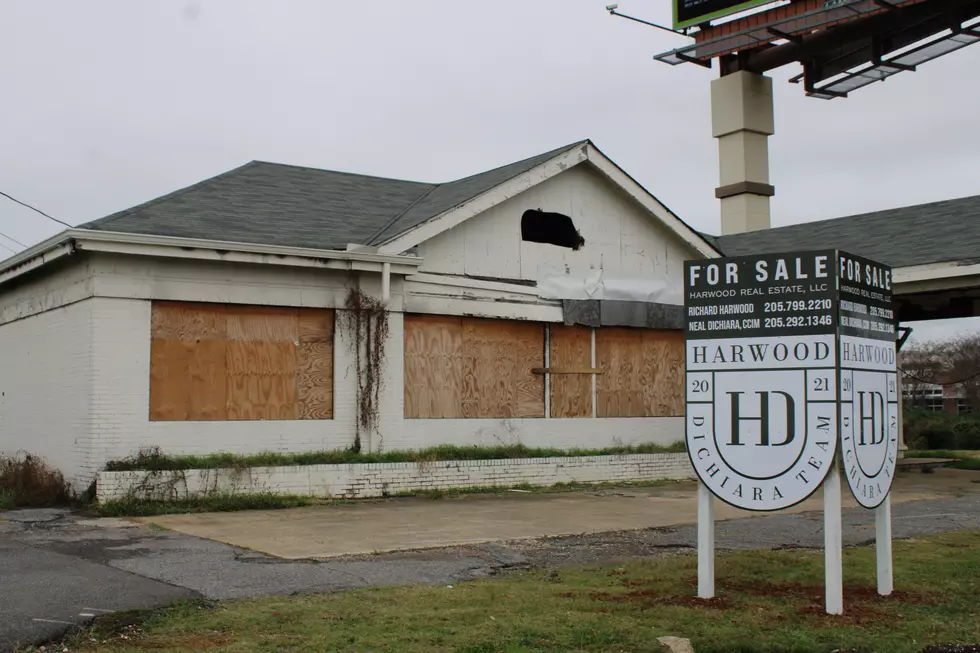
[713,194,980,268]
[81,141,587,251]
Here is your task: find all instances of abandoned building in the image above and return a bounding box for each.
[2,139,978,488]
[0,141,718,486]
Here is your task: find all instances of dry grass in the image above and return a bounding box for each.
[0,452,72,508]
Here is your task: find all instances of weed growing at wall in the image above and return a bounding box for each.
[102,442,686,472]
[340,284,389,452]
[0,452,72,508]
[97,493,319,517]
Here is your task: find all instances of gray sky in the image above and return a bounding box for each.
[2,1,978,340]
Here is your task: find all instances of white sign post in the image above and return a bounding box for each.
[685,250,898,615]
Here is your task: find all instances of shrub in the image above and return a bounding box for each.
[0,453,72,507]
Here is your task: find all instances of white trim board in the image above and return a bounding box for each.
[378,142,720,260]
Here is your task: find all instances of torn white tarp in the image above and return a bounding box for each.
[536,266,683,305]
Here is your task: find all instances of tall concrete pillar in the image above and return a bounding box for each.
[711,70,775,235]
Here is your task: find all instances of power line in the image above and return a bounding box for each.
[0,240,15,255]
[0,229,27,249]
[0,190,72,228]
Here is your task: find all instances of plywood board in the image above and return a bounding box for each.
[150,302,334,422]
[297,309,334,419]
[596,327,684,418]
[549,325,592,418]
[404,314,463,418]
[226,341,298,420]
[150,302,227,421]
[461,318,544,419]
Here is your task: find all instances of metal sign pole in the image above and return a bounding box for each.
[876,494,893,595]
[824,461,843,615]
[697,481,716,599]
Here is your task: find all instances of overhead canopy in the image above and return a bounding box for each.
[711,195,980,322]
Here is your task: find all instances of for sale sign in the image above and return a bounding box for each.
[837,253,898,508]
[684,250,897,512]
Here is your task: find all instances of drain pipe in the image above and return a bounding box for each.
[381,262,391,303]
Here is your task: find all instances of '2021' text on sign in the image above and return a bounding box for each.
[684,250,897,511]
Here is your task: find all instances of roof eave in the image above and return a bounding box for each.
[0,229,424,289]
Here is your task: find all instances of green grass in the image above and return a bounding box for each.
[95,493,320,517]
[905,450,980,470]
[53,530,980,653]
[404,479,673,500]
[103,442,686,472]
[0,489,14,511]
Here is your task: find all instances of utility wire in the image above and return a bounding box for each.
[0,190,72,228]
[0,229,27,249]
[0,240,15,255]
[901,368,980,386]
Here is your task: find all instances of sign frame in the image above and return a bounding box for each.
[673,0,776,30]
[684,249,898,613]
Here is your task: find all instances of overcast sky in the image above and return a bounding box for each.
[2,1,978,340]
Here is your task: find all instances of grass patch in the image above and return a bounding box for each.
[0,452,72,508]
[95,493,320,517]
[905,450,980,470]
[103,442,686,473]
[403,480,673,500]
[55,530,980,653]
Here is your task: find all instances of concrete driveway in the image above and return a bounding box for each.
[2,468,978,652]
[139,468,978,558]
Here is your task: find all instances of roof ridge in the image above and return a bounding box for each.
[84,161,261,230]
[248,160,436,186]
[442,139,589,185]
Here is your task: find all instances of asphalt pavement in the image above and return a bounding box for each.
[2,487,979,651]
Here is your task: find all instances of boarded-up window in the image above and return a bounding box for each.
[549,325,593,418]
[596,328,684,417]
[404,315,544,418]
[150,302,333,421]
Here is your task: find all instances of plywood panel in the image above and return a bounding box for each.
[549,325,593,418]
[226,305,298,342]
[643,330,685,417]
[226,341,298,420]
[151,301,225,340]
[297,309,334,419]
[150,302,335,422]
[461,318,544,418]
[150,302,227,421]
[404,314,463,418]
[596,327,684,418]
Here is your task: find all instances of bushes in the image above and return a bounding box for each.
[903,410,980,451]
[0,453,72,508]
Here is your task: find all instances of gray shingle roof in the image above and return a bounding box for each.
[82,141,587,251]
[714,195,980,268]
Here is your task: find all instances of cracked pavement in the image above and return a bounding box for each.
[2,482,979,652]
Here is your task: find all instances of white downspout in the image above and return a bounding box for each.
[381,262,391,303]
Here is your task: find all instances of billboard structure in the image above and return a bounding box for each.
[684,250,897,613]
[673,0,776,29]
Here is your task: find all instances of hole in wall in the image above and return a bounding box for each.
[521,209,586,250]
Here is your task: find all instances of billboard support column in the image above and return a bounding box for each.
[711,70,775,235]
[697,481,716,599]
[876,495,894,595]
[824,462,844,615]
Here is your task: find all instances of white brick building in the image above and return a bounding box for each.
[0,141,718,488]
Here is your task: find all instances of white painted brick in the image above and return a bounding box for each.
[97,454,696,501]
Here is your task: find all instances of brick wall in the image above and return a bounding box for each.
[96,453,694,501]
[0,301,94,489]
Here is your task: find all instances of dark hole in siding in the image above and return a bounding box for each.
[521,209,586,250]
